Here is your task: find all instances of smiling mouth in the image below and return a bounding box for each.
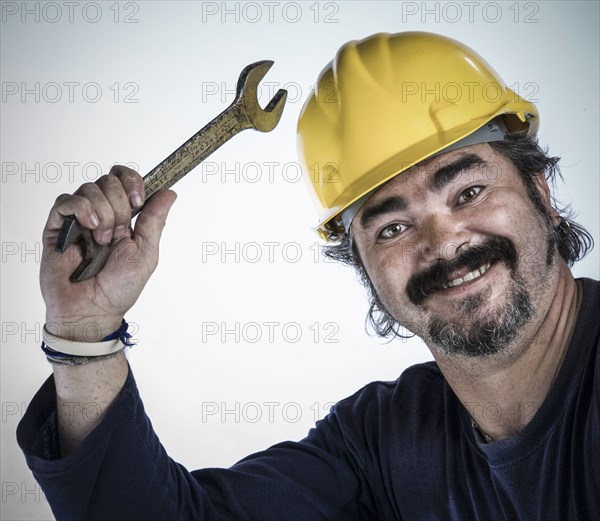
[440,262,492,290]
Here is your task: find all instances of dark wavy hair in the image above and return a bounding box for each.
[322,134,594,339]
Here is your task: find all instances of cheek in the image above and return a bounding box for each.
[362,245,417,300]
[466,191,541,245]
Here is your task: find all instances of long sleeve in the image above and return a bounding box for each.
[16,366,374,521]
[17,284,600,521]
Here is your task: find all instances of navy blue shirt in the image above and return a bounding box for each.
[17,278,600,520]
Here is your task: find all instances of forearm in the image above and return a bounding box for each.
[19,365,225,520]
[17,364,198,520]
[19,361,367,520]
[53,351,128,456]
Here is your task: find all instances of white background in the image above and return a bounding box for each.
[1,1,598,519]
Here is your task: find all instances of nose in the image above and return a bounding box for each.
[419,213,470,263]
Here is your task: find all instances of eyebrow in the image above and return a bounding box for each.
[357,153,488,231]
[359,195,408,229]
[428,153,488,192]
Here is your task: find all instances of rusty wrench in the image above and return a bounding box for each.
[56,60,287,282]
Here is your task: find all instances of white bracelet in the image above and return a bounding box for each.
[42,325,125,357]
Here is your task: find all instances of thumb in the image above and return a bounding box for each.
[133,189,177,252]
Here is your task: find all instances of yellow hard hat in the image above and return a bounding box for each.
[297,32,539,241]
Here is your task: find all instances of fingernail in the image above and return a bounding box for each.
[90,213,99,227]
[101,229,113,244]
[129,191,143,208]
[114,225,125,239]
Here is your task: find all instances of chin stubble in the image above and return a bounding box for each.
[426,272,534,358]
[425,226,558,358]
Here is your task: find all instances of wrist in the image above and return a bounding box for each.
[42,318,135,365]
[44,315,124,342]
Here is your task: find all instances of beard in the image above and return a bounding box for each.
[426,272,533,357]
[403,235,547,358]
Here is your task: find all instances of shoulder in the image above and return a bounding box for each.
[312,361,452,484]
[579,277,600,298]
[341,360,443,401]
[329,361,446,424]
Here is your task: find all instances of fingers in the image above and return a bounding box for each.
[95,175,132,242]
[133,189,177,255]
[109,165,145,210]
[46,193,99,234]
[46,166,145,247]
[75,181,121,244]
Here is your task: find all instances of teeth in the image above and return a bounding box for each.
[442,263,491,289]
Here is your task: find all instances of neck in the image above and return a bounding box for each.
[432,264,582,442]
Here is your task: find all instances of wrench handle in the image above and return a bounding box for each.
[134,103,251,216]
[56,105,251,281]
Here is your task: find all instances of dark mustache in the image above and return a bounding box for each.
[406,236,518,306]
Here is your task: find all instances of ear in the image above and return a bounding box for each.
[531,170,561,225]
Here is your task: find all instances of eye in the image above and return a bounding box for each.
[458,186,483,204]
[378,222,406,240]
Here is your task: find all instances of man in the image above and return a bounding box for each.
[18,32,598,520]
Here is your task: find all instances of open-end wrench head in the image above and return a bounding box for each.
[236,60,287,132]
[56,216,81,253]
[55,216,111,281]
